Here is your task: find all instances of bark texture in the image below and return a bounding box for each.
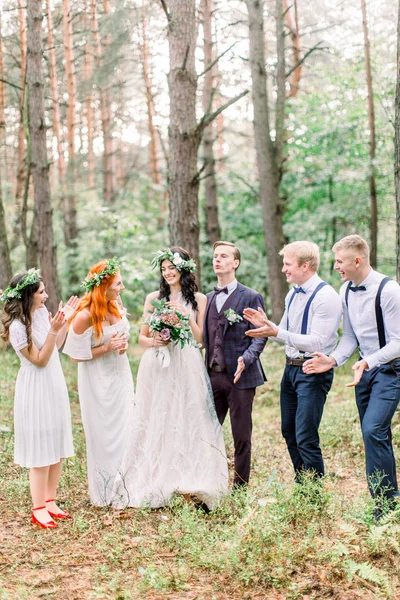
[26,0,60,312]
[167,0,202,273]
[201,0,221,245]
[361,0,378,268]
[282,0,302,98]
[245,0,288,321]
[395,0,400,281]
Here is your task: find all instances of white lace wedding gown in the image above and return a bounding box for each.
[112,299,228,510]
[9,307,74,468]
[63,315,134,506]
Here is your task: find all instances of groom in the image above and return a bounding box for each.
[204,241,267,487]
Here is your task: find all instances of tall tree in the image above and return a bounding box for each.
[282,0,302,98]
[26,0,60,312]
[245,0,287,321]
[141,1,161,186]
[46,0,65,183]
[200,0,221,245]
[361,0,378,268]
[83,9,95,189]
[62,0,79,250]
[91,0,116,204]
[395,0,400,281]
[0,12,12,288]
[163,0,246,276]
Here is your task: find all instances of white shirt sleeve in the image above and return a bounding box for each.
[363,283,400,369]
[330,302,358,367]
[63,326,93,360]
[275,290,342,353]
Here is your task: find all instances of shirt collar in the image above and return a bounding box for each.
[357,268,374,288]
[217,278,237,293]
[297,272,320,293]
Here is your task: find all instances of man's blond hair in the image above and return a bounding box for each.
[213,240,241,264]
[332,234,370,260]
[279,241,320,272]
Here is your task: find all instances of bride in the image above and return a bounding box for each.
[113,247,228,510]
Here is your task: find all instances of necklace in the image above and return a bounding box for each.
[169,292,182,301]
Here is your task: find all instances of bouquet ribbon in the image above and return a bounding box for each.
[156,346,171,368]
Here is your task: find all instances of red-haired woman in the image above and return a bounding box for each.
[63,258,134,506]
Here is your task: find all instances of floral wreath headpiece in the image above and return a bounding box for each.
[81,257,120,292]
[151,248,196,273]
[0,268,42,303]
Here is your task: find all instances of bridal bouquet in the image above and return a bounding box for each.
[146,298,200,366]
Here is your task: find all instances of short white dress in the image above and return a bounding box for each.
[9,306,74,468]
[112,298,228,510]
[63,315,134,506]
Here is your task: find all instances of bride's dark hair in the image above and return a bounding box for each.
[1,272,42,351]
[158,246,198,312]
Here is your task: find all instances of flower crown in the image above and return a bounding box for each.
[81,257,120,292]
[0,268,42,302]
[151,248,196,272]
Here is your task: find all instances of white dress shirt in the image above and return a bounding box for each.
[331,269,400,369]
[215,278,238,313]
[275,273,342,358]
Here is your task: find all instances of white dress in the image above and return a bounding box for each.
[112,299,228,510]
[9,307,74,468]
[63,315,134,506]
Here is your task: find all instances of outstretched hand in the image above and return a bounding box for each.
[346,359,368,387]
[48,310,67,334]
[243,307,278,338]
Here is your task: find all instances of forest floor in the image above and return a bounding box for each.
[1,343,399,600]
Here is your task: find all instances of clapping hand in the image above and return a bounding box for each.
[233,356,245,384]
[243,307,278,338]
[108,333,128,353]
[48,309,67,334]
[118,334,129,355]
[61,295,80,319]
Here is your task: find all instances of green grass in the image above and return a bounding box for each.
[0,342,399,599]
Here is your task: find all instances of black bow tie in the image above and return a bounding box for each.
[214,286,228,295]
[349,285,366,292]
[293,286,306,295]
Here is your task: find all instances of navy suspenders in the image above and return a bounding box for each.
[286,281,328,335]
[345,277,391,349]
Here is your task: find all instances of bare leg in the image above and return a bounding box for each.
[46,460,69,515]
[30,466,52,522]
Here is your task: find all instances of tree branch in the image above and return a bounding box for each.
[197,89,249,133]
[285,41,326,78]
[159,0,171,23]
[197,41,238,79]
[0,78,23,91]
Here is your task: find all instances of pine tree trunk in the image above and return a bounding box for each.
[62,0,79,249]
[282,0,302,98]
[26,0,60,312]
[201,0,221,245]
[141,1,161,186]
[0,18,12,288]
[361,0,378,268]
[395,0,400,281]
[46,0,65,182]
[167,0,201,276]
[245,0,288,321]
[83,9,95,189]
[13,0,27,247]
[91,0,116,204]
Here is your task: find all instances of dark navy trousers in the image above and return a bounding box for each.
[280,365,334,477]
[355,360,400,500]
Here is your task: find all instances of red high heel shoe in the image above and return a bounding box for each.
[46,498,71,520]
[32,506,58,529]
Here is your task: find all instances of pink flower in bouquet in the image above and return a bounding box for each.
[160,328,171,341]
[161,312,180,326]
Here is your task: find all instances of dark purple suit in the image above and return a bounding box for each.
[204,282,267,485]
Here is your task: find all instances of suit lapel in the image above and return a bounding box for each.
[222,284,245,336]
[204,291,216,345]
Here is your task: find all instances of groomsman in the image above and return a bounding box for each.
[303,235,400,508]
[244,241,342,478]
[204,241,267,487]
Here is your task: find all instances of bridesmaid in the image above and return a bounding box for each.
[1,269,77,529]
[63,258,134,506]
